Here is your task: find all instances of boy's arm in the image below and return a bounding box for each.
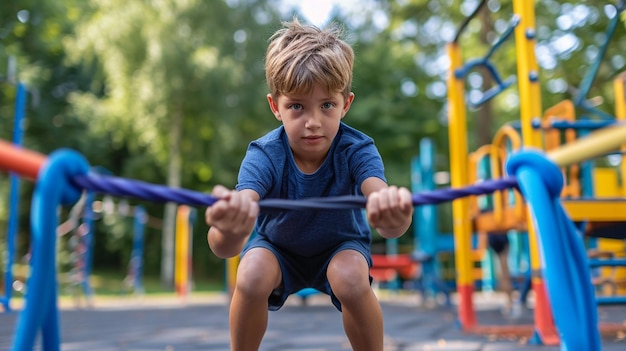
[205,186,260,258]
[361,177,414,239]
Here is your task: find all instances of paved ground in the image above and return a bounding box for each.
[1,292,626,350]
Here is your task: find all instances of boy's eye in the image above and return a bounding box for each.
[289,103,303,111]
[322,102,335,109]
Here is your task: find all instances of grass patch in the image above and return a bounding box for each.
[3,264,225,300]
[61,269,226,297]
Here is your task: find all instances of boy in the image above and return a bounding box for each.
[205,18,414,351]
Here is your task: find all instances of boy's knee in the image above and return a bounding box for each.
[235,275,272,298]
[333,278,370,299]
[235,249,281,298]
[331,278,374,311]
[328,262,371,301]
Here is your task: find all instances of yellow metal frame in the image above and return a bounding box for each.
[548,123,626,167]
[444,0,557,342]
[561,199,626,221]
[513,0,543,276]
[468,126,526,233]
[446,40,476,328]
[490,125,524,223]
[446,0,553,332]
[615,72,626,198]
[511,1,561,342]
[542,100,576,151]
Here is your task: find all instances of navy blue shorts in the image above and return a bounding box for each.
[241,236,372,312]
[488,233,509,254]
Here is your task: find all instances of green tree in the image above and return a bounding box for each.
[1,0,106,276]
[63,0,282,286]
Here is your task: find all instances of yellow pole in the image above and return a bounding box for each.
[226,256,239,296]
[514,0,543,149]
[548,124,626,167]
[615,72,626,197]
[446,42,476,328]
[175,205,191,300]
[513,0,559,344]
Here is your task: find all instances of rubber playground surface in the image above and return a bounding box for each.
[1,291,626,351]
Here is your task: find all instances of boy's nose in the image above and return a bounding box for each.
[305,113,322,129]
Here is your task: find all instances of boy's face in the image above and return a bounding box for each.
[267,84,354,171]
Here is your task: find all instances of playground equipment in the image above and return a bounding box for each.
[409,137,488,302]
[370,253,418,292]
[369,138,439,294]
[467,130,531,298]
[1,79,28,313]
[534,12,626,303]
[447,0,557,342]
[9,179,158,307]
[373,137,491,300]
[56,191,97,308]
[512,29,626,303]
[174,205,196,300]
[447,0,626,345]
[410,138,453,302]
[538,72,626,305]
[2,120,626,350]
[123,205,147,295]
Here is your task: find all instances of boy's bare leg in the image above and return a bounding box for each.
[327,250,384,351]
[497,247,513,314]
[229,248,282,351]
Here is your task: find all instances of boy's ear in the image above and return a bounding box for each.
[341,92,355,118]
[267,94,281,121]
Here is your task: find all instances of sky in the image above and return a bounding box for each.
[281,0,360,27]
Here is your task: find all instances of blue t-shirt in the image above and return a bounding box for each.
[236,122,386,257]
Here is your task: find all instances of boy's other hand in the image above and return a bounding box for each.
[205,185,259,238]
[366,186,414,239]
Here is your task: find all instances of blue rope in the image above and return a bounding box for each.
[72,173,519,210]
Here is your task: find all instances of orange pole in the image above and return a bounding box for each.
[0,139,46,180]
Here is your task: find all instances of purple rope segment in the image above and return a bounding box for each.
[72,173,519,210]
[73,174,219,207]
[413,177,518,205]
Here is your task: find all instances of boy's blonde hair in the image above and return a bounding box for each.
[265,18,354,99]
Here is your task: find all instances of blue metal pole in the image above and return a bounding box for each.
[81,191,95,303]
[132,206,146,294]
[3,82,27,312]
[412,138,442,300]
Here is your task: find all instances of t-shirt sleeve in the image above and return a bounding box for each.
[350,139,386,188]
[236,142,275,199]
